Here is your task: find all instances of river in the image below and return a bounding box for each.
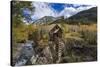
[15,41,36,66]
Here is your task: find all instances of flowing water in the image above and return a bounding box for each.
[15,41,36,66]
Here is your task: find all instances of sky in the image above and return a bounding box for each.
[23,2,96,22]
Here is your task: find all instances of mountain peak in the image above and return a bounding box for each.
[33,16,56,25]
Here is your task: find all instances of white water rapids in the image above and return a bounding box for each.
[15,41,36,66]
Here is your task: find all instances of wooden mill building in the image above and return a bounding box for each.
[48,24,63,41]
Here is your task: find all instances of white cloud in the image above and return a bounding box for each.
[77,5,96,11]
[59,5,96,18]
[31,2,96,20]
[31,2,58,20]
[59,7,77,18]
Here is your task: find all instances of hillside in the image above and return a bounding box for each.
[48,7,97,24]
[33,16,56,25]
[67,7,97,23]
